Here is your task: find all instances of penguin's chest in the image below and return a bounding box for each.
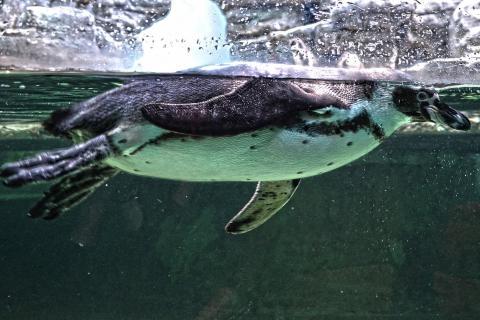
[106,108,398,182]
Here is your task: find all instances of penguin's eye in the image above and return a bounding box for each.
[417,92,429,101]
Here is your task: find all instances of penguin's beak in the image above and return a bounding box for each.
[420,102,471,131]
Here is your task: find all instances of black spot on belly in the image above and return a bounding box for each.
[250,146,257,150]
[145,161,152,164]
[297,171,304,175]
[251,209,263,216]
[240,217,255,225]
[134,169,140,172]
[118,139,127,144]
[327,162,334,166]
[347,141,353,146]
[302,140,309,144]
[251,133,259,138]
[262,192,277,198]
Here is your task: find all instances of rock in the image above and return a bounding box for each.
[17,6,95,34]
[0,0,50,20]
[290,37,319,66]
[337,52,365,69]
[235,0,480,70]
[318,0,462,67]
[89,0,170,41]
[225,3,307,39]
[0,5,124,70]
[330,0,416,31]
[450,0,480,57]
[229,1,335,63]
[328,0,416,66]
[234,0,416,67]
[415,0,462,14]
[409,0,462,64]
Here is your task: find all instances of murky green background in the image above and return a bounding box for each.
[0,74,479,319]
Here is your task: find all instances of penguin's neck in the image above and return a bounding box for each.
[351,85,410,137]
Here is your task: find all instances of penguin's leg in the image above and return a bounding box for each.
[29,164,118,220]
[1,135,113,188]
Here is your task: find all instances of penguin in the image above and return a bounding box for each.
[0,65,470,234]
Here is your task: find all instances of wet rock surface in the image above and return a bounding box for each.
[450,0,480,58]
[0,0,478,76]
[0,0,170,69]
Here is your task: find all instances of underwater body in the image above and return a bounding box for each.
[1,72,480,318]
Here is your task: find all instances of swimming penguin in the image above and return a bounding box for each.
[0,63,471,234]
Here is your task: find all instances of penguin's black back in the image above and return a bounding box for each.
[43,76,375,138]
[43,76,246,138]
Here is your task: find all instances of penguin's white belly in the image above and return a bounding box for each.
[105,124,381,182]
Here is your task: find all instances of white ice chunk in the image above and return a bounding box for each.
[132,0,231,73]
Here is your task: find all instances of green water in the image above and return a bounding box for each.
[0,74,479,319]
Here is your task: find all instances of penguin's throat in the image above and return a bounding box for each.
[360,88,410,135]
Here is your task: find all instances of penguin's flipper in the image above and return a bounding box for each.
[141,78,346,136]
[225,179,301,234]
[28,164,118,220]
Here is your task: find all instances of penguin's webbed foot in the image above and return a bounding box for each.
[29,164,118,220]
[1,135,112,188]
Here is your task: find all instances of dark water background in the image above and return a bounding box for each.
[0,74,479,319]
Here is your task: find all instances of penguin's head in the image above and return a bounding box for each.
[392,85,470,131]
